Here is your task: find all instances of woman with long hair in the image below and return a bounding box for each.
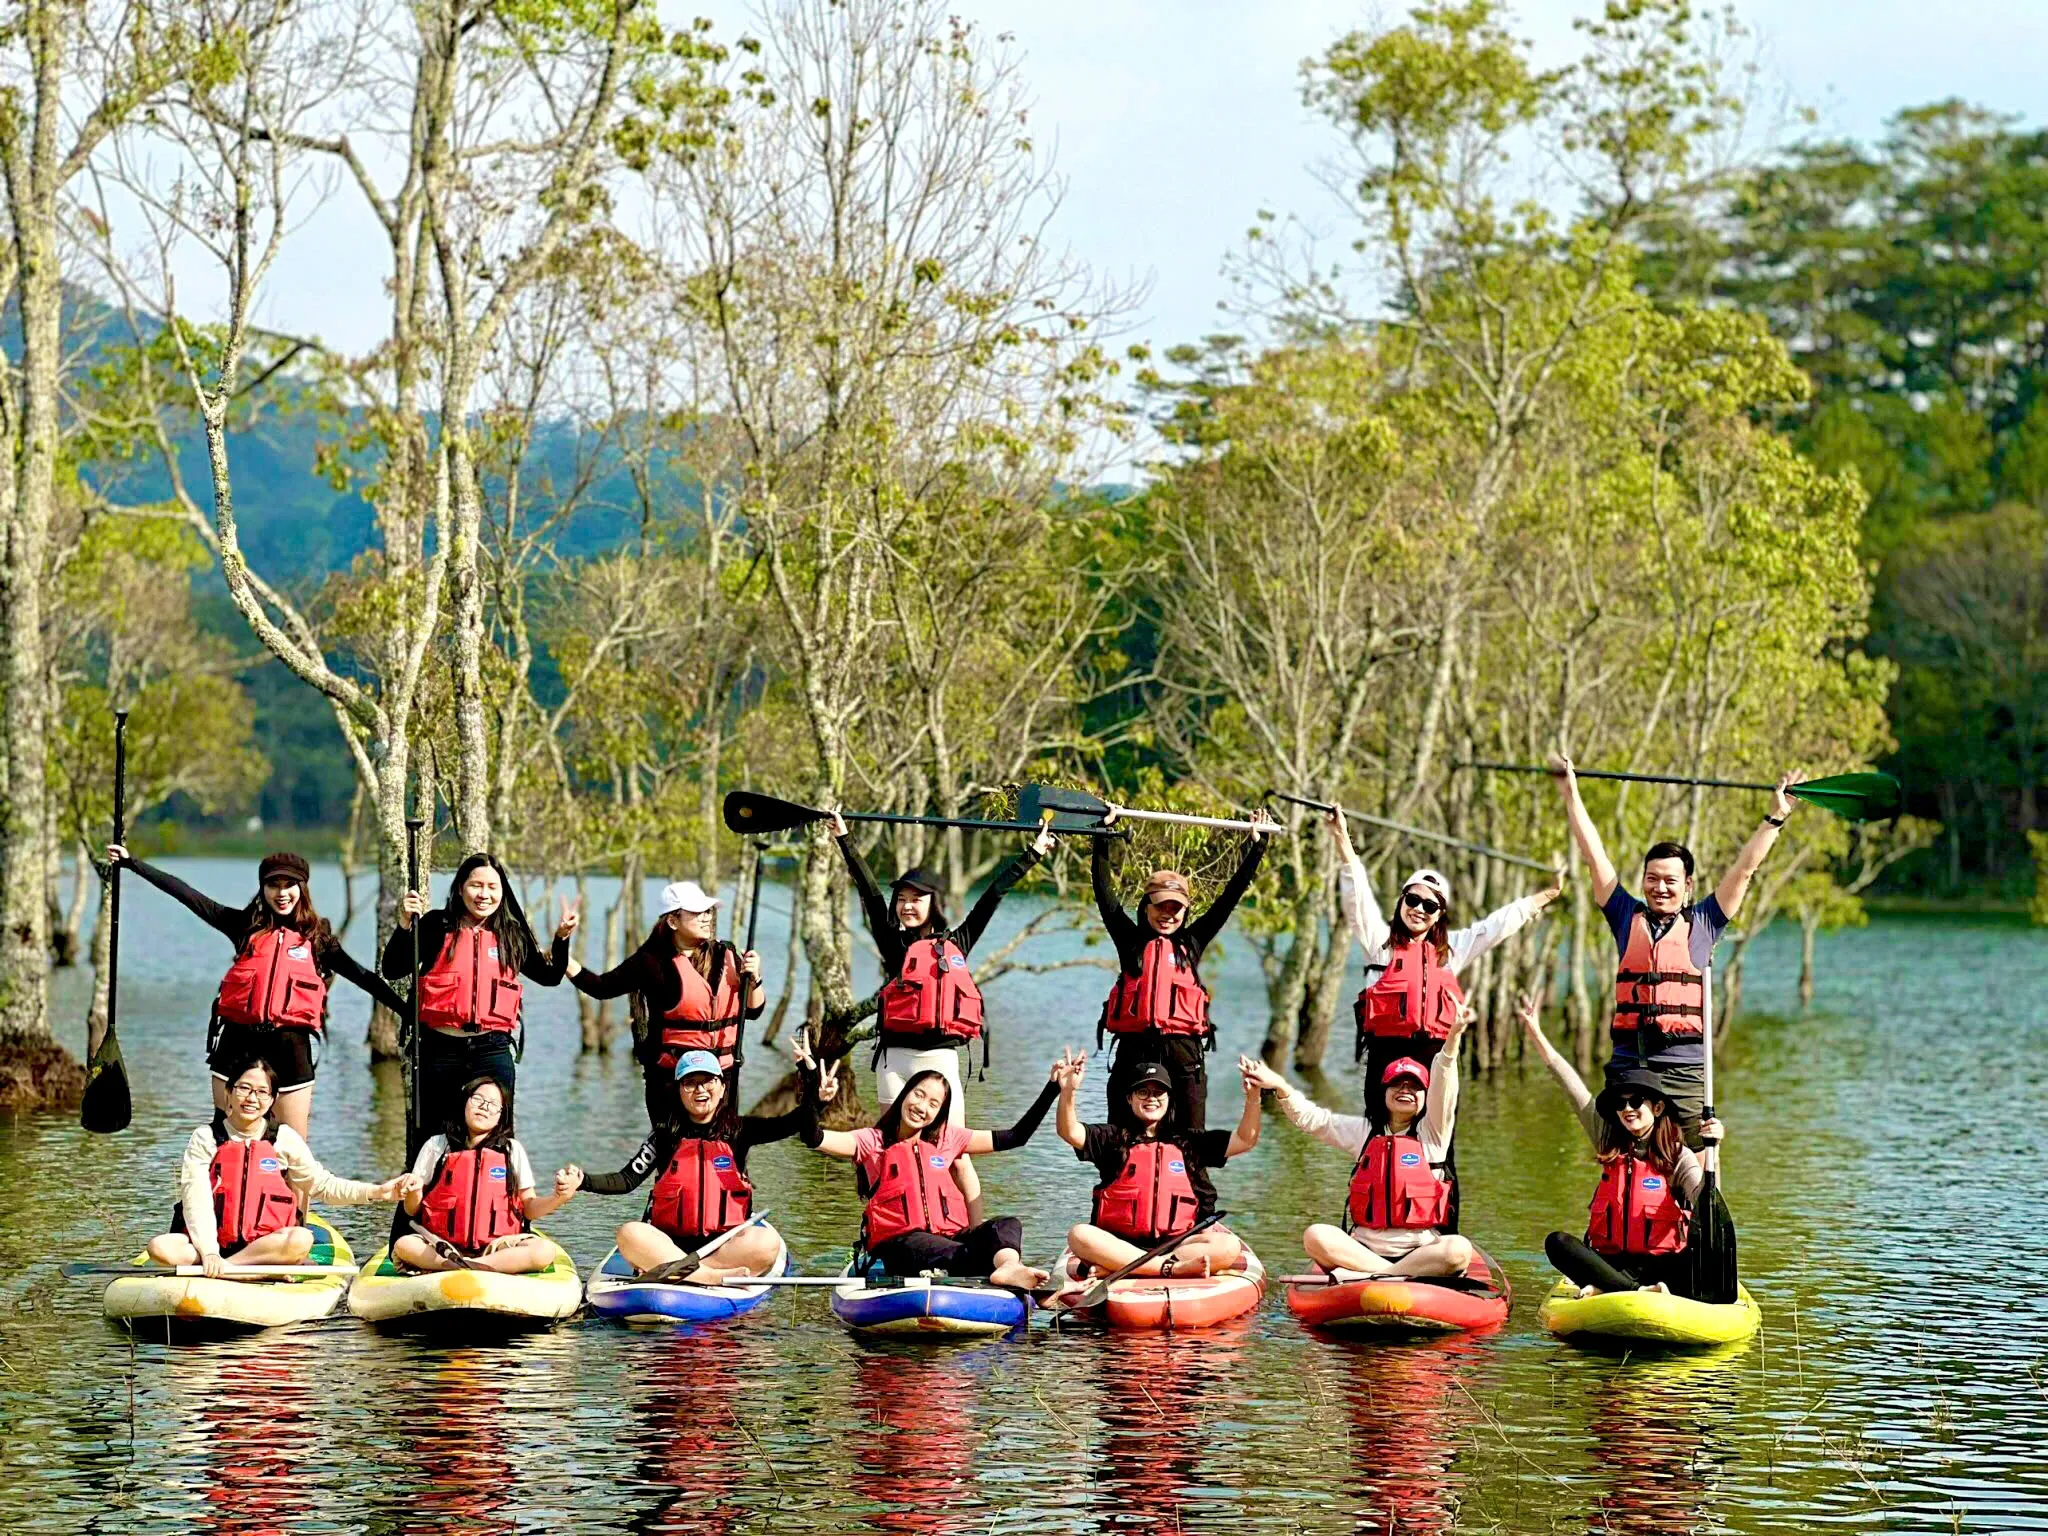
[567,879,764,1125]
[394,1075,581,1274]
[382,852,578,1128]
[1244,1001,1477,1279]
[1518,995,1731,1298]
[1327,806,1562,1090]
[109,845,406,1137]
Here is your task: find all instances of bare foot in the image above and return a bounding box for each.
[989,1261,1048,1290]
[1640,1282,1671,1295]
[1577,1284,1600,1300]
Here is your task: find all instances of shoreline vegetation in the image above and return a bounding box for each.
[0,0,2038,1110]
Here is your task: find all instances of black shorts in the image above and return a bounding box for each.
[208,1021,318,1092]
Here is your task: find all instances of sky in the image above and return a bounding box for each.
[253,0,2048,385]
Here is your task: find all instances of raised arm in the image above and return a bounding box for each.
[1515,992,1601,1148]
[1240,1054,1366,1155]
[1549,755,1617,906]
[831,814,896,945]
[1224,1065,1264,1158]
[1425,1006,1470,1143]
[1090,833,1140,961]
[1715,773,1801,919]
[964,1070,1062,1154]
[1328,810,1390,955]
[1185,814,1276,954]
[1448,867,1565,971]
[111,850,245,941]
[519,900,578,986]
[1054,1051,1089,1149]
[952,828,1052,955]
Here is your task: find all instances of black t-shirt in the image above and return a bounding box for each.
[1077,1124,1232,1217]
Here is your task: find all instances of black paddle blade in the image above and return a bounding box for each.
[79,1041,131,1135]
[1017,782,1112,832]
[1684,1178,1740,1306]
[723,789,826,836]
[1789,772,1902,823]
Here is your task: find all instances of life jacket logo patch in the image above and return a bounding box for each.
[711,1155,734,1170]
[287,946,309,960]
[487,946,500,961]
[488,1166,507,1181]
[928,1155,948,1169]
[258,1158,283,1173]
[1168,1161,1185,1174]
[1641,1176,1663,1190]
[1399,1152,1422,1167]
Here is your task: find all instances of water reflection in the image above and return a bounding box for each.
[375,1352,519,1536]
[849,1345,982,1536]
[621,1329,750,1536]
[1336,1338,1483,1536]
[1087,1325,1254,1530]
[1580,1348,1745,1536]
[193,1340,322,1536]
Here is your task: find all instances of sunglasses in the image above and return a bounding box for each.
[1616,1092,1657,1110]
[1400,892,1442,916]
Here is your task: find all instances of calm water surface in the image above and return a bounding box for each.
[2,860,2043,1534]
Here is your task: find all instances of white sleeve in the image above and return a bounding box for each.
[1447,895,1544,973]
[1337,850,1391,960]
[177,1126,220,1255]
[410,1137,448,1183]
[509,1141,540,1197]
[1276,1085,1368,1158]
[275,1126,384,1206]
[1423,1048,1459,1153]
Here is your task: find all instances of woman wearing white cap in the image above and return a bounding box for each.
[1243,1002,1476,1279]
[567,879,764,1123]
[1327,806,1562,1091]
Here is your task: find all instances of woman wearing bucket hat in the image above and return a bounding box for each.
[825,811,1055,1125]
[1089,807,1278,1139]
[1326,805,1563,1093]
[106,843,407,1138]
[567,878,765,1124]
[1517,994,1731,1299]
[1244,999,1478,1280]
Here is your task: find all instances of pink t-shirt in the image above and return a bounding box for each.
[851,1122,973,1187]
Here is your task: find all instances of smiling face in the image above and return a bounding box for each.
[261,876,303,917]
[1382,1074,1425,1126]
[1126,1080,1171,1128]
[1144,897,1186,936]
[893,887,932,929]
[226,1065,278,1125]
[897,1075,949,1132]
[1396,886,1440,937]
[460,866,504,922]
[1641,856,1691,916]
[677,1071,726,1123]
[463,1080,505,1141]
[1615,1088,1663,1139]
[669,908,716,946]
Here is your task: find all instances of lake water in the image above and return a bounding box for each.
[1,858,2042,1534]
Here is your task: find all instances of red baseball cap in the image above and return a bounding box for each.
[1380,1057,1429,1089]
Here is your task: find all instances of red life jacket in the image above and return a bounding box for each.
[655,947,744,1071]
[1090,1138,1201,1243]
[1586,1154,1691,1257]
[1344,1132,1450,1230]
[646,1136,753,1242]
[416,1145,526,1252]
[214,927,329,1031]
[417,926,523,1034]
[861,1136,970,1247]
[209,1124,300,1250]
[1611,909,1704,1055]
[1354,941,1463,1054]
[1100,937,1210,1039]
[878,937,984,1044]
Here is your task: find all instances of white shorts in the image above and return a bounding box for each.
[1348,1224,1442,1258]
[874,1045,967,1126]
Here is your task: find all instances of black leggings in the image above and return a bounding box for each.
[867,1218,1024,1279]
[1545,1232,1695,1298]
[420,1029,518,1134]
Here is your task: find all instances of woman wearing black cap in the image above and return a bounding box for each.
[383,852,579,1128]
[826,812,1054,1123]
[107,843,407,1138]
[1517,994,1729,1298]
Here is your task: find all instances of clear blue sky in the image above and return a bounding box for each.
[263,2,2047,373]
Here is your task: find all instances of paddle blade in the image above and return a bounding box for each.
[1018,782,1112,832]
[79,1040,131,1135]
[1684,1178,1740,1306]
[1788,772,1902,823]
[723,789,826,836]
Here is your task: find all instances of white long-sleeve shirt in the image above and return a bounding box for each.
[1337,847,1545,984]
[176,1121,386,1257]
[1273,1054,1459,1254]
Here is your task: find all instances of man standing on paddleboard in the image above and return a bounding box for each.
[1549,754,1801,1142]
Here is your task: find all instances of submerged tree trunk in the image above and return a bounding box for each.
[1799,912,1818,1009]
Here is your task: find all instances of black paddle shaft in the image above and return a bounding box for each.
[405,815,424,1153]
[723,789,1073,838]
[107,710,127,1040]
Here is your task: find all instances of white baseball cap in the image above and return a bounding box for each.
[1401,868,1452,905]
[658,880,721,915]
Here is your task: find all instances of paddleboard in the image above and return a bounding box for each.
[1285,1246,1512,1335]
[829,1260,1029,1337]
[1048,1243,1265,1330]
[103,1214,354,1339]
[585,1231,790,1325]
[1537,1277,1761,1348]
[347,1232,581,1331]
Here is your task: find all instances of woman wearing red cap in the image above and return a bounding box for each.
[1090,808,1277,1136]
[1517,994,1730,1298]
[826,812,1054,1122]
[107,844,406,1138]
[567,878,765,1124]
[1326,806,1562,1091]
[1244,1003,1476,1279]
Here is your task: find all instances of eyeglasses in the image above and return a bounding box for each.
[229,1082,275,1099]
[466,1091,501,1107]
[1400,892,1442,916]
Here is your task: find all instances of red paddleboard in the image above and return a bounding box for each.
[1285,1246,1511,1335]
[1049,1245,1265,1331]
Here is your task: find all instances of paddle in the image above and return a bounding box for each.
[1266,790,1550,872]
[405,812,425,1158]
[1458,762,1902,823]
[62,1262,360,1279]
[1688,964,1740,1305]
[634,1211,771,1285]
[80,709,132,1135]
[1019,784,1285,838]
[1062,1210,1230,1310]
[724,789,1066,839]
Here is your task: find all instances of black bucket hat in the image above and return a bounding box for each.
[1596,1066,1670,1117]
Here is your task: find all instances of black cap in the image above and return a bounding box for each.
[1596,1066,1669,1117]
[1122,1061,1173,1092]
[892,867,945,898]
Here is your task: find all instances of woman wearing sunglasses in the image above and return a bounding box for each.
[1325,806,1563,1091]
[1518,995,1726,1297]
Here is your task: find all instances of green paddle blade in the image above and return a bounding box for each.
[1787,772,1902,823]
